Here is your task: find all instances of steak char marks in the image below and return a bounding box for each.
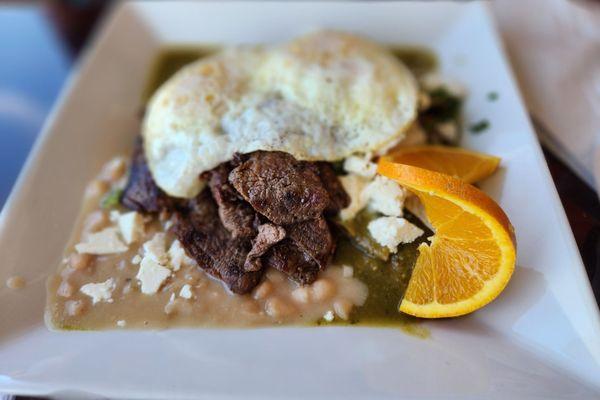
[123,143,348,293]
[229,151,338,284]
[229,151,330,225]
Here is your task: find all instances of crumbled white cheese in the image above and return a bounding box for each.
[118,212,145,244]
[436,121,458,142]
[339,173,409,220]
[80,278,116,304]
[136,257,171,295]
[421,73,466,97]
[364,175,406,217]
[100,156,127,181]
[367,216,424,252]
[75,227,128,255]
[142,233,168,264]
[109,210,121,223]
[116,320,126,327]
[179,284,193,299]
[131,254,142,264]
[339,174,370,220]
[323,310,335,322]
[342,265,354,278]
[343,154,377,178]
[168,239,194,271]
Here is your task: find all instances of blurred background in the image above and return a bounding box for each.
[0,0,598,398]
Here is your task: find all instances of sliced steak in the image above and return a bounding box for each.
[286,217,335,269]
[229,151,330,225]
[172,190,263,294]
[244,223,286,271]
[263,240,320,285]
[314,162,350,214]
[120,136,174,213]
[202,162,256,238]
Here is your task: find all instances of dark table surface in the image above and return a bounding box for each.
[0,2,598,399]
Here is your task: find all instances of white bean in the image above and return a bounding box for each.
[83,210,108,234]
[333,299,354,320]
[265,297,294,318]
[57,281,74,298]
[6,276,25,290]
[291,287,310,304]
[311,278,336,302]
[85,180,109,198]
[65,300,85,316]
[69,253,94,270]
[253,281,273,300]
[103,158,126,181]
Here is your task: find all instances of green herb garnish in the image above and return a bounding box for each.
[426,88,463,123]
[101,188,123,209]
[419,87,464,146]
[391,47,438,77]
[487,91,499,101]
[469,119,490,133]
[330,160,346,175]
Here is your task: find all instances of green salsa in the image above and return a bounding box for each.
[142,47,218,101]
[330,210,432,336]
[391,46,438,77]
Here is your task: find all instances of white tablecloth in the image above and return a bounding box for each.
[492,0,600,193]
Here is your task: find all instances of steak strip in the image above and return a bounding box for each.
[263,240,321,285]
[202,162,257,238]
[286,217,334,270]
[172,190,263,294]
[229,151,330,225]
[123,142,348,290]
[314,162,350,214]
[120,136,175,213]
[244,223,286,272]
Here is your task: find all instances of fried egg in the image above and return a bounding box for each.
[143,31,418,198]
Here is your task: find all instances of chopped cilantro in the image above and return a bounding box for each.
[330,160,346,175]
[426,88,463,122]
[101,188,123,209]
[469,119,490,133]
[487,91,499,101]
[419,87,464,146]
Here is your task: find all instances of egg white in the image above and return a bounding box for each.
[143,31,418,198]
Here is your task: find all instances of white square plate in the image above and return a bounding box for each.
[1,2,599,399]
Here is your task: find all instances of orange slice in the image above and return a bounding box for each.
[377,160,516,318]
[385,145,500,183]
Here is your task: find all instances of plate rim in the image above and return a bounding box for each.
[1,1,599,398]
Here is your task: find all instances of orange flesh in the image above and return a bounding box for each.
[377,160,516,318]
